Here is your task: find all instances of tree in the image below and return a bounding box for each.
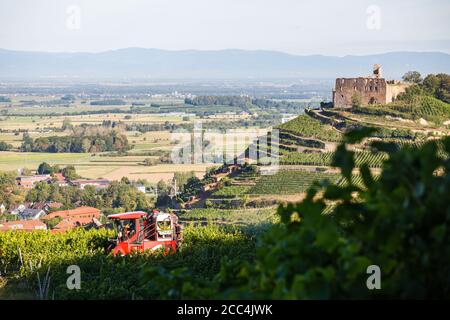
[62,118,73,131]
[0,141,13,151]
[62,166,77,180]
[144,158,157,166]
[174,171,196,192]
[434,73,450,103]
[422,74,441,95]
[351,92,362,108]
[0,171,18,205]
[26,181,51,202]
[157,180,168,194]
[402,71,422,84]
[37,162,53,175]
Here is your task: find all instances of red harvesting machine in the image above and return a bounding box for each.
[107,210,182,256]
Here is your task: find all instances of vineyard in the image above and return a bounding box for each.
[277,115,343,142]
[211,185,252,199]
[281,151,388,168]
[179,208,276,227]
[351,95,450,124]
[0,219,257,299]
[249,170,341,195]
[337,173,381,190]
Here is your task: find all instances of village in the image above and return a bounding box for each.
[0,170,147,232]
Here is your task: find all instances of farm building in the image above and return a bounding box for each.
[0,219,47,232]
[16,175,52,189]
[70,179,110,190]
[42,206,101,226]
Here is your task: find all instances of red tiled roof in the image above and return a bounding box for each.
[53,219,77,231]
[42,206,101,220]
[47,202,63,209]
[18,181,34,188]
[53,173,66,182]
[0,220,47,232]
[53,217,95,231]
[71,179,110,185]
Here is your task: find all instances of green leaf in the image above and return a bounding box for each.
[344,127,378,144]
[332,144,355,181]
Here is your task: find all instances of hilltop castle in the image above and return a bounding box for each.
[332,65,411,108]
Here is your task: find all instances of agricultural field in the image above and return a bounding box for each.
[0,128,189,182]
[0,96,184,115]
[249,170,341,195]
[0,94,270,184]
[0,113,186,131]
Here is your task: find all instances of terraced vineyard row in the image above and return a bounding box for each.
[281,152,334,166]
[281,151,388,168]
[212,185,252,198]
[337,174,380,189]
[354,151,388,167]
[179,208,277,226]
[352,95,450,123]
[277,115,343,142]
[248,170,341,195]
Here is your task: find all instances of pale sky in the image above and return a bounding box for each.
[0,0,449,56]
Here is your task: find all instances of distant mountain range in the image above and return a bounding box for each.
[0,48,449,80]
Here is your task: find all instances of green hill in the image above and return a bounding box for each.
[276,115,343,142]
[352,95,450,124]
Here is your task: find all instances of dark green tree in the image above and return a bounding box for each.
[37,162,53,175]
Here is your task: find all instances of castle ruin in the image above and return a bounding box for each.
[332,65,411,108]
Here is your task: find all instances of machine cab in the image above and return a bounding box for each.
[108,211,147,244]
[107,210,181,256]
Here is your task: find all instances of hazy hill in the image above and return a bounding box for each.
[0,48,449,80]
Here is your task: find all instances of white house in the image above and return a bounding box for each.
[18,209,47,220]
[134,184,146,193]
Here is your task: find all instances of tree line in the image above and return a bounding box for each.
[401,72,450,103]
[20,129,130,153]
[185,95,307,111]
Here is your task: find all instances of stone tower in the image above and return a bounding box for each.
[373,64,382,79]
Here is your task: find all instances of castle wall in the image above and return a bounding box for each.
[333,77,387,108]
[386,82,412,102]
